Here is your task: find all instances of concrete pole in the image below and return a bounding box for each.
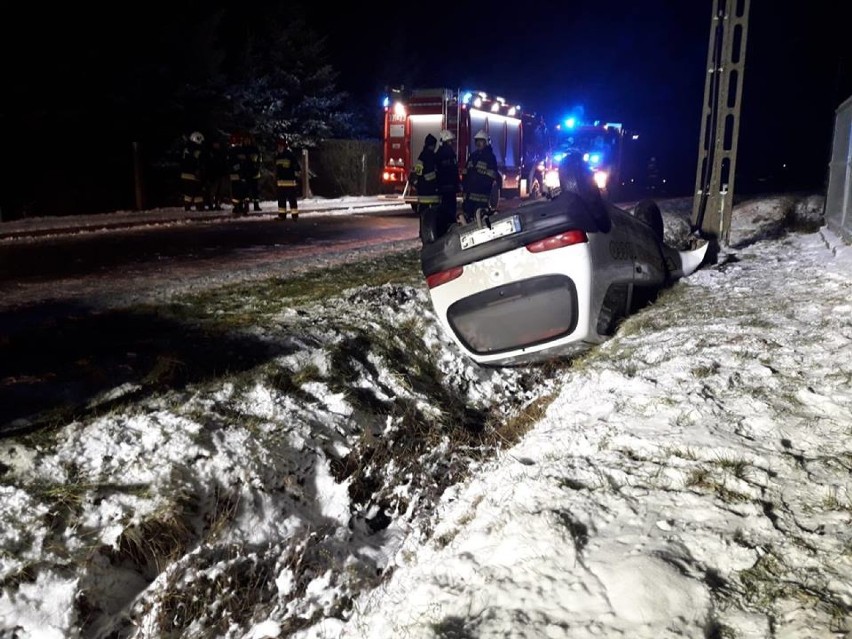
[692,0,750,246]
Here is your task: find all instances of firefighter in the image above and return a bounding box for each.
[434,129,460,237]
[203,137,229,211]
[180,131,206,212]
[228,133,250,215]
[244,133,263,211]
[461,129,500,224]
[409,133,440,243]
[275,137,301,220]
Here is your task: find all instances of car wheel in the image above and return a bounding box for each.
[559,154,603,207]
[597,283,630,336]
[559,154,610,231]
[632,199,665,242]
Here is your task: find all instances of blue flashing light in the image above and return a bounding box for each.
[462,91,473,105]
[565,117,576,129]
[552,152,566,163]
[382,96,390,108]
[589,153,602,165]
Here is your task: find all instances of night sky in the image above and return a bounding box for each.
[308,0,851,194]
[3,0,850,214]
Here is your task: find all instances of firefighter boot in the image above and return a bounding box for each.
[254,202,261,212]
[292,211,299,221]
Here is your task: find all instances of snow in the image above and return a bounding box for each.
[0,195,411,242]
[1,193,851,638]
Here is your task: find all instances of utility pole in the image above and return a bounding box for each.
[692,0,750,247]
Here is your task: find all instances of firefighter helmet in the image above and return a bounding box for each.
[189,131,204,145]
[474,129,488,142]
[439,129,455,143]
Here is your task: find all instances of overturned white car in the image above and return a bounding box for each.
[420,158,708,367]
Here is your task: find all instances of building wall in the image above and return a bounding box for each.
[825,94,852,243]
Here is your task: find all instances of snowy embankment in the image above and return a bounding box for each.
[1,193,850,639]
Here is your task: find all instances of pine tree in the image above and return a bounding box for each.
[220,5,353,151]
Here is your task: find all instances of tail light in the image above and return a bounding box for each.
[526,230,588,253]
[426,266,463,289]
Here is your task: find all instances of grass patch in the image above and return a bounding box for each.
[691,362,720,379]
[492,394,557,446]
[161,249,423,327]
[714,454,753,480]
[2,249,424,434]
[106,501,196,580]
[665,446,701,461]
[685,468,750,503]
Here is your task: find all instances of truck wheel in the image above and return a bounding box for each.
[529,177,542,199]
[527,166,544,199]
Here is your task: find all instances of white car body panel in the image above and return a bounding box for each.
[421,185,708,367]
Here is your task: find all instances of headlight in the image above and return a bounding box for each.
[593,170,608,189]
[544,169,561,189]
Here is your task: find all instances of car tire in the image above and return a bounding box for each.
[559,154,610,231]
[559,154,603,207]
[632,199,665,243]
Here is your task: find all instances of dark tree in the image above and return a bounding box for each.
[0,2,358,217]
[216,4,353,150]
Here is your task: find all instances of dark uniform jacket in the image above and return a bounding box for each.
[462,144,500,205]
[435,142,460,195]
[275,148,301,186]
[180,141,205,182]
[410,134,440,206]
[243,141,262,182]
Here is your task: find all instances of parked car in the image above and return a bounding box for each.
[420,156,708,367]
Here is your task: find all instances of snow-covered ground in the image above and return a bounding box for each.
[1,193,851,639]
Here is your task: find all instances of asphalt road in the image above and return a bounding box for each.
[0,207,421,309]
[0,205,424,432]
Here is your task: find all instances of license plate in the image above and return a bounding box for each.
[460,215,522,250]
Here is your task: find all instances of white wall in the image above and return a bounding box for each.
[825,94,852,243]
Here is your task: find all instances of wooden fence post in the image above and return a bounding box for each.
[132,141,145,210]
[302,149,311,199]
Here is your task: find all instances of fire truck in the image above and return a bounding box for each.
[380,87,538,205]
